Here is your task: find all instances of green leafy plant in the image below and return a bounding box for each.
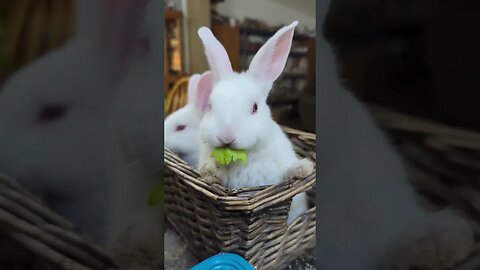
[211,148,247,166]
[148,182,164,207]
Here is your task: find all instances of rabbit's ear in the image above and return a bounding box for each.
[247,21,298,89]
[194,71,214,113]
[187,74,201,105]
[197,27,233,80]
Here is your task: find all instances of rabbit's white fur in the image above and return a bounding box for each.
[315,0,473,269]
[0,0,163,243]
[196,22,314,224]
[164,72,213,168]
[0,0,134,241]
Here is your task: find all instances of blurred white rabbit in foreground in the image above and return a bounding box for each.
[196,22,314,224]
[0,1,168,263]
[0,0,142,242]
[316,0,474,269]
[164,71,214,168]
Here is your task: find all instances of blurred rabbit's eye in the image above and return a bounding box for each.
[37,104,69,123]
[252,102,258,114]
[175,125,186,132]
[207,103,212,111]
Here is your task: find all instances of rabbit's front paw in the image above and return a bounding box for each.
[379,210,474,270]
[199,159,222,184]
[286,158,315,180]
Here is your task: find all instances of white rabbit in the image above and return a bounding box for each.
[315,0,474,269]
[196,22,314,224]
[164,71,214,168]
[0,0,150,242]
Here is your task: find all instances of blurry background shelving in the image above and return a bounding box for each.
[164,8,184,93]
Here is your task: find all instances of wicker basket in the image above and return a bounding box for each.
[164,127,316,270]
[0,173,116,270]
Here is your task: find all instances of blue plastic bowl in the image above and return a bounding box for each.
[190,253,255,270]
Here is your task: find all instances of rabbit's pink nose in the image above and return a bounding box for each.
[217,130,236,146]
[218,136,235,146]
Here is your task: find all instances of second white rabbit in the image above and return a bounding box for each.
[164,71,214,168]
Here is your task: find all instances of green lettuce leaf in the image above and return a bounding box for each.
[211,148,247,166]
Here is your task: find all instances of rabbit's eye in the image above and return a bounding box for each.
[175,125,186,132]
[37,104,68,123]
[252,103,258,114]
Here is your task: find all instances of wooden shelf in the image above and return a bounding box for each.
[165,10,182,20]
[165,73,181,85]
[211,24,241,71]
[164,9,184,93]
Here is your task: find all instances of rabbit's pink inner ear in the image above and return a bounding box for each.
[102,0,150,61]
[198,27,233,80]
[248,21,298,84]
[187,74,201,104]
[195,72,214,113]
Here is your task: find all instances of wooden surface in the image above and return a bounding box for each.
[0,0,73,82]
[165,76,190,115]
[165,10,181,20]
[185,0,210,74]
[164,9,183,93]
[211,24,241,72]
